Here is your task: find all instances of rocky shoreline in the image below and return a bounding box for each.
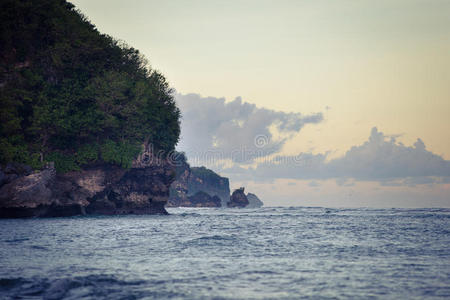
[167,158,230,208]
[167,155,263,209]
[0,152,264,218]
[0,149,175,218]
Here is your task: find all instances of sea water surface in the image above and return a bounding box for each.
[1,207,450,299]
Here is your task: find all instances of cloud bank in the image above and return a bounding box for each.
[175,93,323,163]
[224,127,450,185]
[175,93,450,187]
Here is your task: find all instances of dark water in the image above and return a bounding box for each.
[1,207,450,299]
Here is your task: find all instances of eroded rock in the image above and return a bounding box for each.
[0,151,175,218]
[227,187,249,208]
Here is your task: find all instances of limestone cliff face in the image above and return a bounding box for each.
[0,150,175,218]
[227,187,249,208]
[166,157,191,207]
[167,161,230,208]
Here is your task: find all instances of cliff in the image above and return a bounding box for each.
[0,0,180,217]
[167,154,194,207]
[0,149,175,218]
[167,155,264,208]
[185,191,221,208]
[188,167,230,207]
[167,156,230,207]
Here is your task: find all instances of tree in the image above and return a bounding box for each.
[0,0,180,172]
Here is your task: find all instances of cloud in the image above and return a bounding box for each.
[327,127,450,181]
[220,127,450,185]
[175,92,449,187]
[175,93,323,163]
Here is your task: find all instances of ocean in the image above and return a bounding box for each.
[0,207,449,299]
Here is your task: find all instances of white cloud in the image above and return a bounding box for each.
[175,92,450,187]
[175,93,323,163]
[221,127,450,185]
[327,127,450,181]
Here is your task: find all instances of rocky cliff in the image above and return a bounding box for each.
[167,157,230,208]
[183,191,221,208]
[0,149,175,218]
[227,187,249,208]
[167,154,193,207]
[167,156,264,208]
[188,167,230,207]
[0,0,181,218]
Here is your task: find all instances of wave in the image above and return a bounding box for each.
[194,234,235,241]
[182,234,239,248]
[0,275,152,299]
[3,238,29,243]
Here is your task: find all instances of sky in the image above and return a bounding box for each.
[72,0,450,207]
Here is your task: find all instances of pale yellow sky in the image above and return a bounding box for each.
[235,179,450,208]
[72,0,450,159]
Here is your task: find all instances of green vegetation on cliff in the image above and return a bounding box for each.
[0,0,180,172]
[190,167,224,186]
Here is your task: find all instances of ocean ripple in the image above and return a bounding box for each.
[1,207,449,299]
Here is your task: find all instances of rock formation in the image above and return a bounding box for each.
[246,193,264,208]
[167,154,192,207]
[175,191,221,207]
[188,167,230,207]
[167,155,264,208]
[0,149,175,218]
[227,187,249,208]
[167,157,229,208]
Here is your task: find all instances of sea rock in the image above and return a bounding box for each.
[0,150,175,218]
[227,187,249,208]
[246,193,264,208]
